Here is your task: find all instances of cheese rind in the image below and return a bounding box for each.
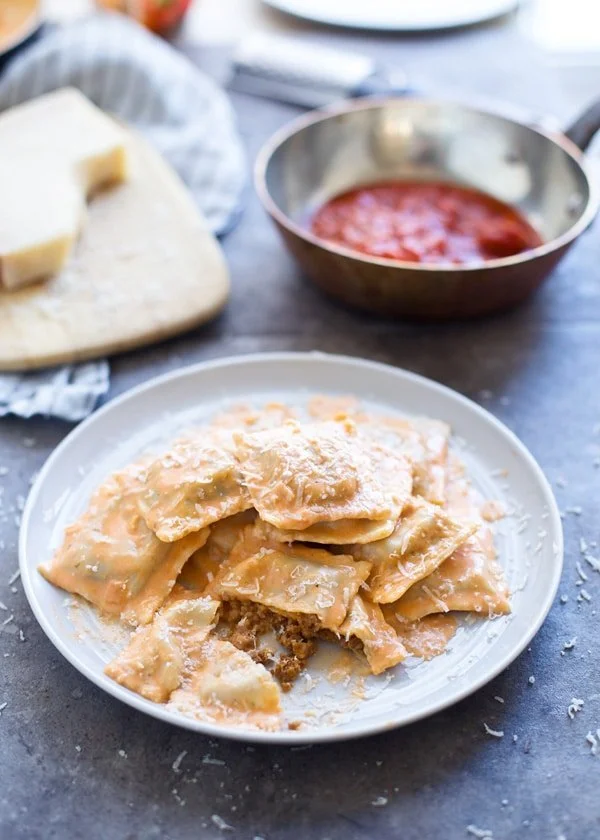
[0,88,129,290]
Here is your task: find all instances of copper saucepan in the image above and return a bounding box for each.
[255,97,600,319]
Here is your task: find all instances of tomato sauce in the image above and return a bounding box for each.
[310,181,542,265]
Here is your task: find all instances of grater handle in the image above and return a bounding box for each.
[353,69,413,99]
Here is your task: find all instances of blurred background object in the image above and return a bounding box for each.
[0,0,40,56]
[259,0,520,31]
[94,0,193,33]
[230,33,409,107]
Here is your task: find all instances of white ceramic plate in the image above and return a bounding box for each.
[262,0,519,31]
[20,353,562,744]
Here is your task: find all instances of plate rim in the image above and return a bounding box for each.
[19,351,563,745]
[261,0,519,31]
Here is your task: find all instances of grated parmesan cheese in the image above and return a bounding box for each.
[567,698,584,719]
[584,554,600,573]
[585,731,598,756]
[211,815,234,831]
[483,723,504,738]
[172,750,187,773]
[467,825,494,838]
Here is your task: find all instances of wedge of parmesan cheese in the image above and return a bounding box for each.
[0,88,129,290]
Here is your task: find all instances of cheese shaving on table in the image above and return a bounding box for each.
[211,814,234,831]
[567,698,584,719]
[585,731,599,755]
[466,826,494,839]
[483,722,504,738]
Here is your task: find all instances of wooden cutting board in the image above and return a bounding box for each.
[0,127,230,371]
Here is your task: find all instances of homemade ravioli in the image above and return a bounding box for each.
[40,394,511,733]
[353,498,477,603]
[307,396,449,505]
[168,637,283,730]
[234,419,411,535]
[391,528,510,620]
[391,461,510,620]
[39,464,209,626]
[105,593,219,701]
[178,510,257,594]
[213,538,371,631]
[339,595,407,675]
[138,433,252,543]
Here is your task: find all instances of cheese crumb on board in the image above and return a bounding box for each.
[0,88,128,290]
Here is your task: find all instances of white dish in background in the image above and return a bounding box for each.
[20,353,562,744]
[262,0,519,31]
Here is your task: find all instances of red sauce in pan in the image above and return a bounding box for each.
[310,181,543,265]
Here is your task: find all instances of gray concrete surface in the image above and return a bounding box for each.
[1,11,600,840]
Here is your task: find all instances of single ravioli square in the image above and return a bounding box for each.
[39,464,210,626]
[392,526,511,620]
[138,433,252,543]
[105,592,220,702]
[353,498,476,603]
[234,419,412,534]
[339,595,407,674]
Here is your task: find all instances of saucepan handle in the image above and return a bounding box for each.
[564,99,600,151]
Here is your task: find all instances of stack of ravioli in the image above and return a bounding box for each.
[40,398,510,732]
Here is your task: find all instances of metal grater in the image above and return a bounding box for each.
[229,33,409,108]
